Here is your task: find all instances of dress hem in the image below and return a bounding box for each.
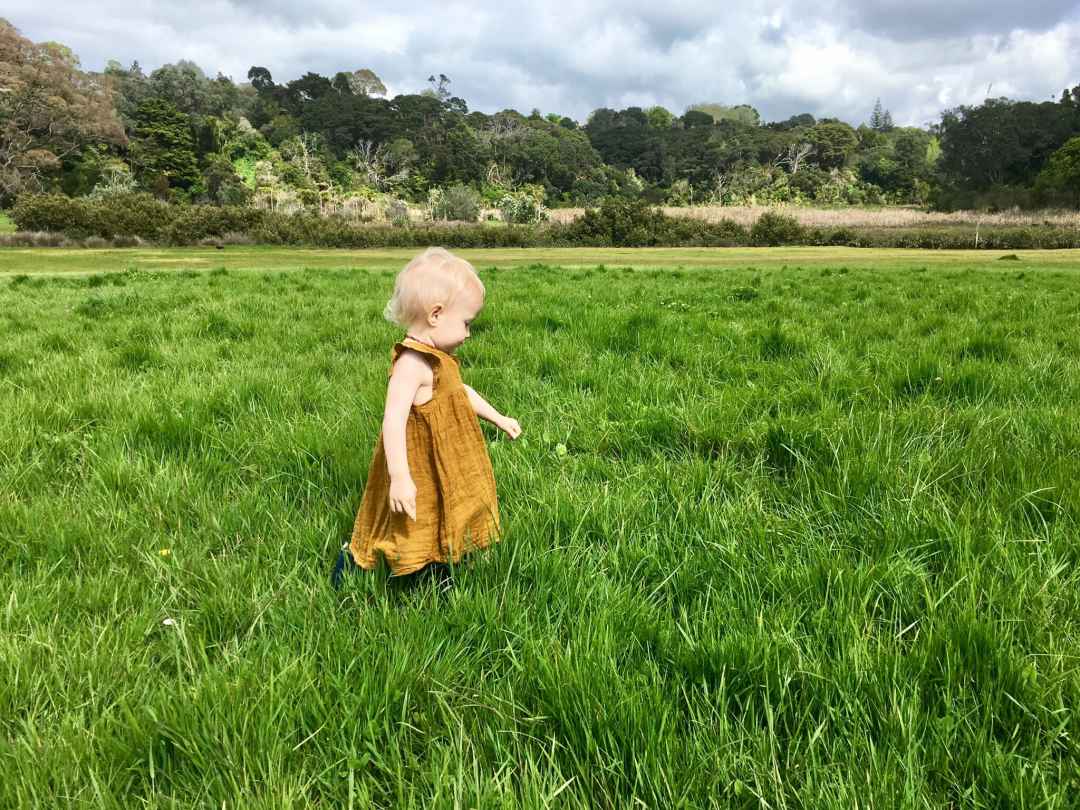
[348,536,500,577]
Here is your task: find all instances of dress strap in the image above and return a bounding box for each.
[389,339,444,389]
[403,336,458,359]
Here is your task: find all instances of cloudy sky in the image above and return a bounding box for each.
[6,1,1080,127]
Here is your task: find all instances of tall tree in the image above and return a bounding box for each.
[1035,135,1080,205]
[584,107,663,182]
[680,110,713,129]
[0,18,125,200]
[347,68,386,97]
[426,74,452,102]
[247,66,274,93]
[807,121,859,169]
[767,113,815,131]
[286,72,334,107]
[870,98,895,132]
[870,98,884,130]
[128,97,200,193]
[104,59,151,129]
[688,102,761,127]
[148,61,209,116]
[646,106,675,129]
[937,96,1080,189]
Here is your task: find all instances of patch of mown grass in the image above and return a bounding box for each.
[5,245,1080,279]
[1,259,1079,808]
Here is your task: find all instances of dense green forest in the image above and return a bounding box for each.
[2,17,1079,218]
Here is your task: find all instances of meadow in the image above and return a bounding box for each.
[1,247,1079,808]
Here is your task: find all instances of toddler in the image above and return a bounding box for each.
[332,247,521,589]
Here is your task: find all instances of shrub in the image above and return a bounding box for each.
[160,205,264,245]
[750,211,806,246]
[825,227,859,246]
[498,187,548,224]
[666,179,693,206]
[90,194,174,239]
[566,197,666,246]
[248,212,543,249]
[11,192,173,239]
[661,216,748,247]
[11,194,85,234]
[852,226,1080,250]
[429,185,481,222]
[87,164,137,199]
[386,198,410,226]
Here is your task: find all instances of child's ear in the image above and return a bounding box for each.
[427,304,443,326]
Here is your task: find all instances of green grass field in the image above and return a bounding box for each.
[0,212,15,234]
[2,248,1079,807]
[3,245,1080,277]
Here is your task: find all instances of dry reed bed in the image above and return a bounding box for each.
[546,205,1080,229]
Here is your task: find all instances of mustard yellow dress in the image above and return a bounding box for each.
[348,338,501,576]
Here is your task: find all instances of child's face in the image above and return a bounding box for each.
[429,285,483,353]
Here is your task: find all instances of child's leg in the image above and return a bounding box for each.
[426,561,454,589]
[390,561,453,594]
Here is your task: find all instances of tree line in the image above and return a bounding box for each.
[2,17,1079,214]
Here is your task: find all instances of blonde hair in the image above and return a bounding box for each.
[383,247,484,327]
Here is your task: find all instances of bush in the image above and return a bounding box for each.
[566,197,666,246]
[87,164,137,199]
[386,199,410,226]
[11,193,173,239]
[90,194,174,239]
[429,185,481,222]
[822,227,860,247]
[250,213,542,249]
[750,211,806,246]
[662,216,748,247]
[848,226,1080,250]
[498,187,548,224]
[11,194,85,234]
[11,193,264,243]
[557,197,752,247]
[788,167,830,200]
[160,205,264,245]
[666,179,693,206]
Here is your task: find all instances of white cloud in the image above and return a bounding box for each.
[4,1,1079,126]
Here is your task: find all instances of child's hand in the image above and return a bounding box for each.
[497,416,522,440]
[389,477,417,521]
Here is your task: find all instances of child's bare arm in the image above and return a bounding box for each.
[463,384,522,439]
[383,352,429,519]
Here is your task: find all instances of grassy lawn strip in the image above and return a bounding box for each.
[2,245,1080,277]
